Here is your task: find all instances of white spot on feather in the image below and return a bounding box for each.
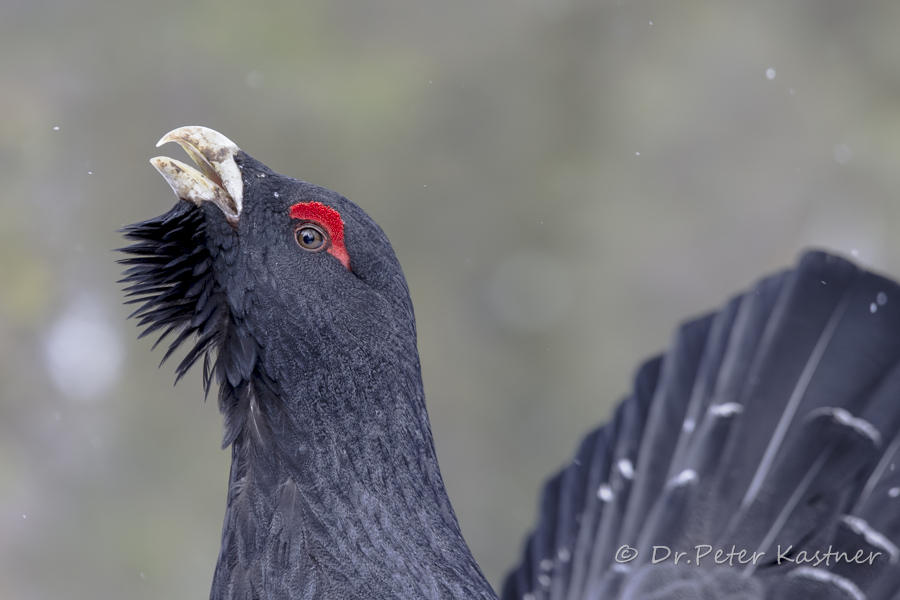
[789,568,864,600]
[821,408,880,444]
[710,402,743,417]
[598,483,614,502]
[840,516,898,560]
[669,469,697,487]
[617,459,634,480]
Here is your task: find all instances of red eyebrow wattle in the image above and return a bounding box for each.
[290,201,350,270]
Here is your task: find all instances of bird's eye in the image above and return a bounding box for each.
[295,224,328,252]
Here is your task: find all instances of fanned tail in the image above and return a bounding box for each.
[502,251,900,600]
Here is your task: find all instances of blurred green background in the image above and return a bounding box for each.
[2,0,899,597]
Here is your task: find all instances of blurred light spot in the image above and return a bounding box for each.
[52,126,59,131]
[486,250,573,333]
[44,294,124,402]
[246,71,264,89]
[766,68,776,80]
[877,292,888,306]
[833,143,852,165]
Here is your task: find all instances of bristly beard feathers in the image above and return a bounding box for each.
[119,199,262,448]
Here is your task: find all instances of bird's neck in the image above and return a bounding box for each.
[210,341,497,599]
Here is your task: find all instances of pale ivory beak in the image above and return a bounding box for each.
[150,126,244,224]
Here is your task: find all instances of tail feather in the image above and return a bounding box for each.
[616,314,715,552]
[561,417,616,600]
[831,516,899,593]
[532,474,563,595]
[855,432,900,533]
[548,428,601,600]
[502,251,900,600]
[665,295,744,481]
[735,408,883,568]
[578,360,659,599]
[768,568,865,600]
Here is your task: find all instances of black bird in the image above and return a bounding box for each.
[120,127,900,600]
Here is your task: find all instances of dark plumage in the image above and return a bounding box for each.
[502,251,900,600]
[120,127,900,600]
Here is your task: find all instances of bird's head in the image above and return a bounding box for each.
[120,127,418,445]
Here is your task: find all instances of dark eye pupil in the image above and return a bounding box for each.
[297,226,325,250]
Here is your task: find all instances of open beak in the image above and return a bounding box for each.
[150,126,244,224]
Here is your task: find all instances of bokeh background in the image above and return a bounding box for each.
[2,0,899,598]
